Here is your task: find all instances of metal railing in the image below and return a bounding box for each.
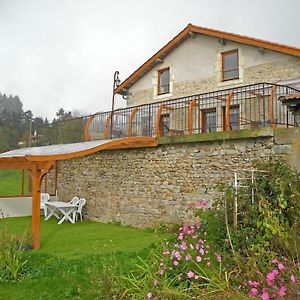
[35,82,299,146]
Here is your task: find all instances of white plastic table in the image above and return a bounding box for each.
[45,201,78,224]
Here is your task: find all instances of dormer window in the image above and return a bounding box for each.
[222,50,239,81]
[157,68,170,95]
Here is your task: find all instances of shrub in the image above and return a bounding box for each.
[0,227,29,281]
[124,224,233,299]
[245,258,300,299]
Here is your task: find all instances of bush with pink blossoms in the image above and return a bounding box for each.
[159,223,213,282]
[246,258,300,299]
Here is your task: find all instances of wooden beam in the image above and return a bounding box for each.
[105,137,158,150]
[0,162,34,170]
[269,85,277,128]
[84,114,96,141]
[29,164,41,250]
[225,91,234,131]
[188,98,198,135]
[155,104,174,137]
[128,107,139,137]
[21,170,25,196]
[28,160,55,250]
[104,113,112,139]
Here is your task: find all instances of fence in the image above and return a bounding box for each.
[35,82,298,145]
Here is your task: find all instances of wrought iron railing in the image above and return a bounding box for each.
[35,82,299,145]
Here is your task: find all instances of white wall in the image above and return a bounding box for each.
[130,33,296,93]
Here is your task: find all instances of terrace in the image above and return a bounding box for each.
[35,82,299,146]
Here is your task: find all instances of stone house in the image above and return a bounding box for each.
[45,25,300,227]
[114,24,300,136]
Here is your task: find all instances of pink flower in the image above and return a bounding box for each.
[194,275,199,280]
[278,263,285,270]
[187,271,195,278]
[267,269,278,282]
[261,289,270,300]
[248,281,259,287]
[290,274,295,283]
[248,288,258,297]
[196,256,202,262]
[215,253,221,263]
[159,269,164,275]
[195,200,208,208]
[199,248,205,255]
[147,292,152,299]
[185,254,192,261]
[271,259,278,264]
[278,286,287,297]
[173,260,179,266]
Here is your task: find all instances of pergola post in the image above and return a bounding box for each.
[30,164,41,249]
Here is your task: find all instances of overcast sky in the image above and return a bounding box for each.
[0,0,300,120]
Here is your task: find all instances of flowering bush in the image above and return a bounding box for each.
[159,223,213,282]
[246,259,300,299]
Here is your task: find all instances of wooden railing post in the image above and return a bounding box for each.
[104,113,113,139]
[188,98,197,135]
[225,91,234,131]
[128,108,139,137]
[269,85,277,128]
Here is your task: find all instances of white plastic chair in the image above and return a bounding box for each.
[68,196,80,205]
[40,193,50,217]
[75,198,86,222]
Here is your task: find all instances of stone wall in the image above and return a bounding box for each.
[55,128,299,228]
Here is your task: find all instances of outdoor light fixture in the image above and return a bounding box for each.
[110,71,121,139]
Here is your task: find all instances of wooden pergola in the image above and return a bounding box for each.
[0,137,157,249]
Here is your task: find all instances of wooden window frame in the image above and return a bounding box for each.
[221,49,239,82]
[201,108,217,133]
[157,67,170,95]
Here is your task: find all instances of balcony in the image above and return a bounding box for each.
[35,82,299,146]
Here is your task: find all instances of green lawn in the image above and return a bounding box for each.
[0,217,168,299]
[0,170,29,197]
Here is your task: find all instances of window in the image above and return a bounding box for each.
[158,68,170,95]
[222,50,239,81]
[201,109,216,133]
[223,105,240,130]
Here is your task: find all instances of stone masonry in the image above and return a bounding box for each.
[55,128,299,228]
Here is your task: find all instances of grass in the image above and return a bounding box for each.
[0,170,29,197]
[0,217,169,299]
